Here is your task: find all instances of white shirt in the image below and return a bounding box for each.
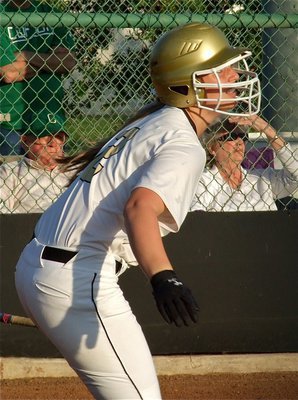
[190,143,298,212]
[34,106,206,259]
[0,157,71,213]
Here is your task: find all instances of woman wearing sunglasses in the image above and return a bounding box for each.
[191,115,298,212]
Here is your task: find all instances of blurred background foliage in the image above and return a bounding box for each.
[44,0,269,151]
[4,0,296,153]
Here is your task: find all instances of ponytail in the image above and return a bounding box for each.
[59,101,165,185]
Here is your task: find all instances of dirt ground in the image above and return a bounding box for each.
[1,372,298,400]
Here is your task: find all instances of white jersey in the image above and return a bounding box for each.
[190,143,298,212]
[0,157,71,213]
[35,106,206,258]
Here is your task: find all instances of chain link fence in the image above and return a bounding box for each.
[0,0,297,212]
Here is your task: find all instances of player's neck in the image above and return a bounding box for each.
[184,107,220,138]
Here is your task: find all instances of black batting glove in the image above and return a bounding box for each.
[151,270,199,327]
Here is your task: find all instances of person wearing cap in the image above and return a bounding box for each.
[0,111,72,213]
[1,0,76,156]
[190,115,298,212]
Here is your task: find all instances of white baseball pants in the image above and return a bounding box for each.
[15,238,161,399]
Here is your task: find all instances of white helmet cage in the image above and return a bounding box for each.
[192,52,261,117]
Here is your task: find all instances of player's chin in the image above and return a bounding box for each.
[40,157,58,168]
[205,96,237,112]
[218,98,237,111]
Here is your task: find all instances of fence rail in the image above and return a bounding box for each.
[1,12,298,28]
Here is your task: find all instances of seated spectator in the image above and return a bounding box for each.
[0,111,72,213]
[190,115,298,212]
[1,0,76,156]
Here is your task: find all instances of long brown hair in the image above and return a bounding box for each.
[60,101,165,185]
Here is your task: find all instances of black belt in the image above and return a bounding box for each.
[41,246,122,274]
[42,246,78,264]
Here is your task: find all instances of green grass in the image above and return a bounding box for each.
[65,115,125,153]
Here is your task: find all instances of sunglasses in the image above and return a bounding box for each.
[217,131,248,142]
[214,119,250,142]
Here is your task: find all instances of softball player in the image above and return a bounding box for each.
[15,23,261,399]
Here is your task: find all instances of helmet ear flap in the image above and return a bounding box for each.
[166,85,194,106]
[168,83,205,104]
[169,85,189,96]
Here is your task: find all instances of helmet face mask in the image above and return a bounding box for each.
[150,23,261,116]
[193,54,261,116]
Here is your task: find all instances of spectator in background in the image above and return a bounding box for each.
[0,111,72,213]
[1,0,76,155]
[0,23,26,154]
[190,115,298,212]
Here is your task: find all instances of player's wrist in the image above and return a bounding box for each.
[268,134,286,148]
[150,270,177,287]
[268,134,278,142]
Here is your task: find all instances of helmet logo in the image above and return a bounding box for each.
[179,41,203,56]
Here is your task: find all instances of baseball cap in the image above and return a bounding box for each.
[22,111,68,137]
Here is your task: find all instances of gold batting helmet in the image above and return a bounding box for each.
[150,23,261,116]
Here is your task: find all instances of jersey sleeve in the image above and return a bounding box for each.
[132,138,206,233]
[265,143,298,199]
